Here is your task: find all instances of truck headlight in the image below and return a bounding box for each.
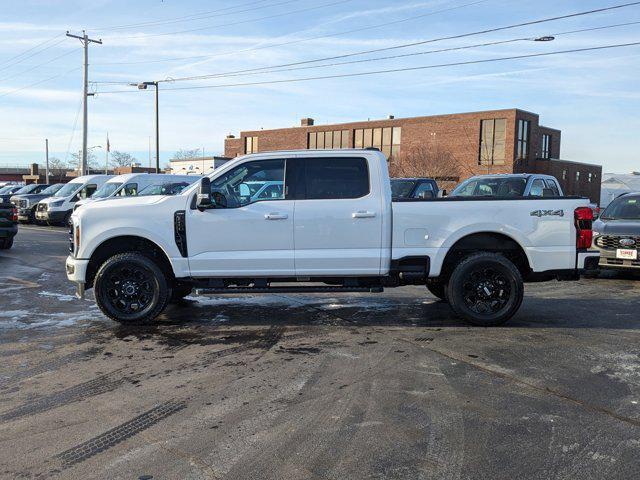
[50,200,64,208]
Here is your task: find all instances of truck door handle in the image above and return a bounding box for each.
[352,211,376,218]
[265,213,288,220]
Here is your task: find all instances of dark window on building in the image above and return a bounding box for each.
[303,157,369,199]
[562,169,567,180]
[354,127,401,159]
[541,134,551,159]
[479,118,506,165]
[308,130,349,150]
[244,136,258,154]
[517,119,530,160]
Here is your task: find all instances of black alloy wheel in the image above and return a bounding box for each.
[446,252,523,326]
[94,252,169,323]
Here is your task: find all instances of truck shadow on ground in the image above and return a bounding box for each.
[93,291,640,351]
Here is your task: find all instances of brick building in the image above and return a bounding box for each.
[224,108,602,202]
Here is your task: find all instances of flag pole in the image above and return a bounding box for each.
[105,133,110,174]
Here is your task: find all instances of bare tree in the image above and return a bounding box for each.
[389,145,475,191]
[47,157,69,182]
[68,150,98,172]
[110,151,137,168]
[171,148,201,160]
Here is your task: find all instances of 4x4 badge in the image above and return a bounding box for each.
[530,209,565,218]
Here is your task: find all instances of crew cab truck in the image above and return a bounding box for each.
[66,149,599,327]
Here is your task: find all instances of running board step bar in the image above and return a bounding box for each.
[194,286,384,295]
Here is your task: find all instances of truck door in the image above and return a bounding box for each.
[292,156,383,276]
[186,158,295,277]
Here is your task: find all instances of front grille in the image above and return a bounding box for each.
[37,203,48,212]
[604,258,640,267]
[595,235,640,251]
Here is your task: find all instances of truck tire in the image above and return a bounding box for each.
[426,279,447,301]
[446,252,523,327]
[94,252,170,323]
[0,237,13,249]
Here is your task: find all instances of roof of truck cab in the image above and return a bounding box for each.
[68,174,114,183]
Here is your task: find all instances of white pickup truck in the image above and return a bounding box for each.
[66,149,599,326]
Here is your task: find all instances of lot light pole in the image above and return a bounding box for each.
[131,81,160,173]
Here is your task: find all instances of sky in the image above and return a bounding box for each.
[0,0,639,172]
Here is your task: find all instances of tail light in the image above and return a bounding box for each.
[574,206,593,250]
[11,206,18,222]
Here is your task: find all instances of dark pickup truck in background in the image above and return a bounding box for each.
[390,178,440,200]
[0,201,18,249]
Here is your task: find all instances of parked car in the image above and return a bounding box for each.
[450,174,563,198]
[36,175,112,226]
[391,178,440,200]
[0,200,18,249]
[592,192,640,271]
[10,183,64,223]
[74,174,198,211]
[0,185,25,203]
[67,149,598,327]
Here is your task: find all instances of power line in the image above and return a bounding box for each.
[0,33,62,67]
[0,38,67,72]
[152,1,640,84]
[93,41,640,94]
[0,48,79,83]
[0,67,80,100]
[95,0,300,32]
[92,0,275,31]
[112,0,355,39]
[92,0,491,66]
[96,21,635,83]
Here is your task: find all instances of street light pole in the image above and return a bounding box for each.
[131,81,160,173]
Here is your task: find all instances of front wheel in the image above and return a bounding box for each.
[0,237,14,249]
[94,252,170,323]
[446,252,523,327]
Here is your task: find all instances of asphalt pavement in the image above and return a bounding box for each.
[1,226,640,480]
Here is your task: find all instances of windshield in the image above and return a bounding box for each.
[91,182,122,199]
[139,182,191,196]
[54,182,81,197]
[0,185,18,194]
[14,184,41,195]
[40,184,64,195]
[451,177,527,197]
[601,195,640,220]
[391,180,417,198]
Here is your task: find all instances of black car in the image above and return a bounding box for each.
[390,178,439,200]
[10,183,64,223]
[0,200,17,249]
[592,192,640,271]
[0,185,24,203]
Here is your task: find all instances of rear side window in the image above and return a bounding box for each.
[545,179,560,196]
[303,157,369,200]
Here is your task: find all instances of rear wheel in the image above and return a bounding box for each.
[94,252,169,323]
[0,237,13,249]
[426,279,447,301]
[446,252,523,327]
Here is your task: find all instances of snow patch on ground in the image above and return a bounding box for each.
[39,291,76,302]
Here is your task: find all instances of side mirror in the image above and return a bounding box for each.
[196,177,213,211]
[440,189,448,198]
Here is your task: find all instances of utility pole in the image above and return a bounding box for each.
[45,138,49,184]
[66,30,102,176]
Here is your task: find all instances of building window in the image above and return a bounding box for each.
[479,118,506,165]
[588,172,593,183]
[517,119,530,160]
[308,130,349,150]
[353,126,401,159]
[541,134,551,159]
[576,171,580,182]
[562,169,567,180]
[245,136,258,154]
